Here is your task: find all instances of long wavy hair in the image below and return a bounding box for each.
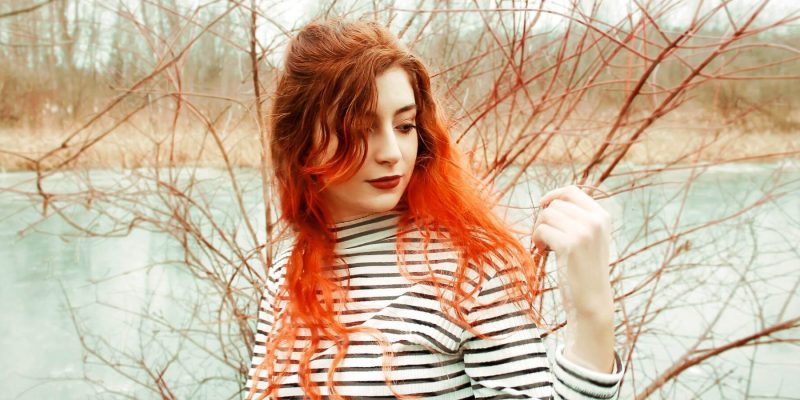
[247,18,550,400]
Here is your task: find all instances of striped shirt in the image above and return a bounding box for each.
[245,209,624,399]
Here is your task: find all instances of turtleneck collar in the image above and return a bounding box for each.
[327,207,407,252]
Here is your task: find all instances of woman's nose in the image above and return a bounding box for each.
[372,125,402,165]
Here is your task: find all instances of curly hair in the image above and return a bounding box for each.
[247,17,548,400]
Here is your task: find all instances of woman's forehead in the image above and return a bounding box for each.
[374,67,417,117]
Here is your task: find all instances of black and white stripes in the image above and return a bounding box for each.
[245,209,624,399]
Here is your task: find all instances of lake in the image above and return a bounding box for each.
[1,160,798,399]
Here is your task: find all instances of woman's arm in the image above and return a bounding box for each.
[244,253,289,395]
[460,269,625,399]
[532,185,619,374]
[245,287,277,394]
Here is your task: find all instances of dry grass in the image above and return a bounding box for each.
[0,126,264,172]
[1,121,796,173]
[525,126,800,166]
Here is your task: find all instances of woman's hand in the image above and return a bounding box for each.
[532,185,616,373]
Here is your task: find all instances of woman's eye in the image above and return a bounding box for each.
[397,123,417,134]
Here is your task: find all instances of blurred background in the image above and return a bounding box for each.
[0,0,798,399]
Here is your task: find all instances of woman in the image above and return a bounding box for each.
[246,18,624,400]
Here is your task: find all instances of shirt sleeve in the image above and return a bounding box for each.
[244,271,281,393]
[459,268,625,399]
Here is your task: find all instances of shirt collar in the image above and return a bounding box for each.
[328,207,407,252]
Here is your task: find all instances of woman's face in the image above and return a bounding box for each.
[317,65,419,222]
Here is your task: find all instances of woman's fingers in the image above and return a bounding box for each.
[540,185,607,216]
[542,199,590,231]
[532,221,562,255]
[533,202,576,254]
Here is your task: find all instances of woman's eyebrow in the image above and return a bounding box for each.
[369,104,417,119]
[393,104,417,116]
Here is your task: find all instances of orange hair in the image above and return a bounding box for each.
[248,18,549,400]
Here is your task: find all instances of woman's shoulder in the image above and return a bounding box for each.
[262,237,295,287]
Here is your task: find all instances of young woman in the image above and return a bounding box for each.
[246,18,624,400]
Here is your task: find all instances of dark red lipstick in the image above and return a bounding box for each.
[367,175,401,189]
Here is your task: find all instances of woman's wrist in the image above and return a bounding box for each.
[564,307,615,373]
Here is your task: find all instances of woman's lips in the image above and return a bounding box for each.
[367,176,401,189]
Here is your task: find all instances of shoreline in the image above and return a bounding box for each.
[0,126,797,173]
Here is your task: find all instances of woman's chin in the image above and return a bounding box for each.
[361,196,402,212]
